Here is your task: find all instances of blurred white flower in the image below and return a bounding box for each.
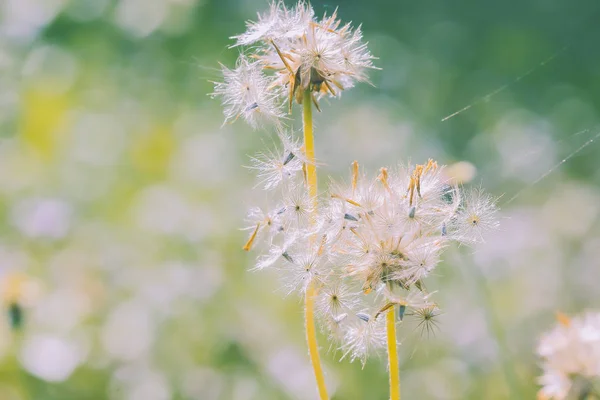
[128,371,171,400]
[537,312,600,399]
[266,346,318,400]
[11,198,72,240]
[20,334,84,382]
[111,364,172,400]
[32,288,91,333]
[69,113,126,166]
[22,45,79,94]
[132,185,190,236]
[170,121,235,186]
[114,0,168,37]
[101,301,155,361]
[0,0,65,40]
[180,367,224,400]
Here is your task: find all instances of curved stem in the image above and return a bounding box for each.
[387,306,400,400]
[302,88,329,400]
[306,283,328,399]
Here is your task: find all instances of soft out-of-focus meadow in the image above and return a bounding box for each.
[0,1,599,399]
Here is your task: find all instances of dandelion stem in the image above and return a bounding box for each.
[302,88,329,400]
[306,283,328,399]
[386,306,401,400]
[302,89,317,204]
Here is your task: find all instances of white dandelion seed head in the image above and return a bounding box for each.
[402,289,437,310]
[319,198,360,246]
[410,305,442,339]
[243,156,497,365]
[347,184,385,219]
[340,314,387,367]
[245,129,309,191]
[393,239,446,286]
[223,0,376,116]
[453,187,500,244]
[254,231,298,271]
[337,25,375,85]
[324,160,455,293]
[243,203,287,247]
[278,240,326,295]
[324,312,350,342]
[308,160,497,363]
[281,186,314,229]
[212,56,284,129]
[232,1,314,47]
[315,280,360,321]
[247,144,303,191]
[277,129,309,164]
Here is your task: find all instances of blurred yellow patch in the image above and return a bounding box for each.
[0,272,40,306]
[1,272,26,305]
[555,311,570,327]
[130,126,174,176]
[20,87,71,160]
[445,161,477,185]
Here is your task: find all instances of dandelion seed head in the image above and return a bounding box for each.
[312,160,498,362]
[316,281,360,320]
[247,133,303,190]
[393,240,445,286]
[243,156,497,365]
[212,56,284,129]
[454,187,500,244]
[411,305,442,339]
[254,232,298,271]
[340,314,386,367]
[219,1,376,120]
[282,187,314,229]
[319,199,358,246]
[324,312,349,342]
[323,160,455,293]
[243,204,287,248]
[232,1,314,46]
[279,243,326,295]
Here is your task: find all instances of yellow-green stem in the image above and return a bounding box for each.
[302,88,329,400]
[387,307,400,400]
[302,89,317,204]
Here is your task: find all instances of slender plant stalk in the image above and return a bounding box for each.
[302,88,329,400]
[386,306,400,400]
[302,89,318,204]
[305,284,328,399]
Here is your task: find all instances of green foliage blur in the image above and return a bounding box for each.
[0,0,599,399]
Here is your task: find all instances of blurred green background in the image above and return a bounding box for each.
[0,0,599,399]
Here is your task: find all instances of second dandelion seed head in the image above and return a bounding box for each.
[243,154,499,365]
